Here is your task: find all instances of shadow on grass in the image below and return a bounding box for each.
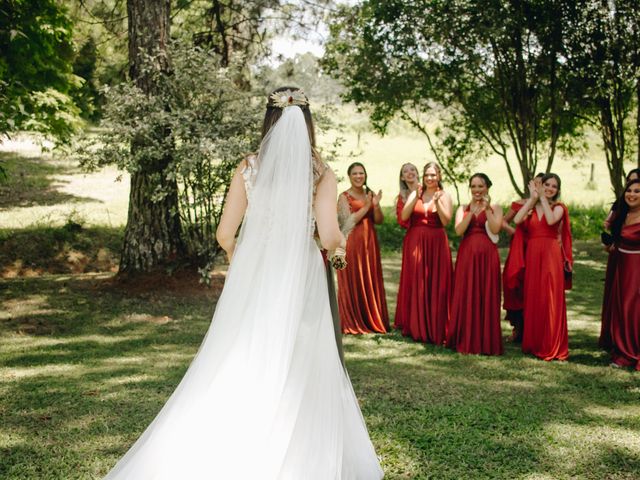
[0,151,99,209]
[0,225,123,276]
[0,242,638,479]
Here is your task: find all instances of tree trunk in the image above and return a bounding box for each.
[598,96,626,197]
[637,76,640,168]
[121,0,183,274]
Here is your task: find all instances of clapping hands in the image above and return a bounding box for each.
[528,180,539,201]
[372,190,382,207]
[365,190,383,209]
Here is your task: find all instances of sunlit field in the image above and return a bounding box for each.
[1,244,639,479]
[1,114,639,479]
[0,107,629,230]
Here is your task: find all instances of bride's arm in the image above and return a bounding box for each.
[315,169,346,251]
[216,162,248,260]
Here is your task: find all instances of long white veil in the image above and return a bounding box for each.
[104,106,382,480]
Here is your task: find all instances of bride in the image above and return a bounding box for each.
[103,88,384,479]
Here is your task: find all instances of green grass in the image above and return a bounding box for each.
[0,124,637,479]
[1,241,639,479]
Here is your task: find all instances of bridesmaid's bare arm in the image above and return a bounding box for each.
[216,162,248,261]
[540,196,564,226]
[434,190,453,226]
[349,192,372,225]
[454,205,473,236]
[486,204,503,234]
[514,181,538,225]
[401,189,419,221]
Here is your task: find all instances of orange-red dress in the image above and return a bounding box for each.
[601,223,640,370]
[502,202,526,323]
[447,209,503,355]
[393,195,410,331]
[337,192,389,334]
[521,206,572,361]
[394,196,452,344]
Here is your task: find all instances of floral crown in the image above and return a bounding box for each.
[269,89,309,109]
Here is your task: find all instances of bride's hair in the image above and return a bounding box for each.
[262,86,316,149]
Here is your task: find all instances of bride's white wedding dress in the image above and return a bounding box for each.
[104,106,384,479]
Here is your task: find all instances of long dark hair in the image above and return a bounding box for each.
[611,169,640,211]
[611,179,640,241]
[469,172,492,188]
[347,162,370,193]
[422,161,443,190]
[261,86,316,148]
[541,173,561,201]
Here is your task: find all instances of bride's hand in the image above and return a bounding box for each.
[226,243,235,263]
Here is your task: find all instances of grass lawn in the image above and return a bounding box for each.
[0,129,637,479]
[1,241,639,479]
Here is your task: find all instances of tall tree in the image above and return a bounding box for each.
[324,0,583,196]
[120,0,182,273]
[566,0,640,196]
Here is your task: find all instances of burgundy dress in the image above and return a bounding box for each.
[502,202,526,323]
[337,192,389,334]
[394,196,452,344]
[601,222,640,370]
[447,209,503,355]
[521,206,572,361]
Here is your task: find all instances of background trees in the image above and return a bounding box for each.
[0,0,81,142]
[324,0,639,196]
[565,0,640,196]
[74,0,332,275]
[4,0,640,275]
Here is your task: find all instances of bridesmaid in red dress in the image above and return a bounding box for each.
[601,179,640,370]
[394,163,420,331]
[447,173,503,355]
[514,173,573,361]
[502,173,545,342]
[599,169,640,350]
[395,162,453,344]
[395,163,420,229]
[336,162,389,334]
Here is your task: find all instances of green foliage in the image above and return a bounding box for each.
[71,37,101,120]
[256,52,344,104]
[76,43,261,266]
[564,0,640,196]
[0,0,82,141]
[566,203,608,241]
[323,0,587,196]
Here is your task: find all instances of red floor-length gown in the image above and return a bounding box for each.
[599,249,618,350]
[447,209,503,355]
[521,206,572,361]
[393,195,410,330]
[394,196,452,344]
[503,202,526,320]
[337,191,389,334]
[601,223,640,370]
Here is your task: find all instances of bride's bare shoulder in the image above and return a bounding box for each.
[314,159,334,184]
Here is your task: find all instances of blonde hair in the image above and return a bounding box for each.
[399,163,419,200]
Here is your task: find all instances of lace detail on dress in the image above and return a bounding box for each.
[312,157,328,197]
[241,155,258,202]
